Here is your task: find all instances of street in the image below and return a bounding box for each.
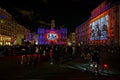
[0,62,95,80]
[0,56,119,80]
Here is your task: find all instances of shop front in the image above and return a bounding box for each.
[0,34,11,45]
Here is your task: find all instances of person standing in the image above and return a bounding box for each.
[91,47,100,73]
[34,46,39,65]
[21,45,26,64]
[53,46,59,64]
[49,49,54,64]
[38,46,43,64]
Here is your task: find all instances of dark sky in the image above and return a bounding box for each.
[0,0,105,33]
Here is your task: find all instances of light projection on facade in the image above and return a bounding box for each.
[38,20,67,45]
[90,15,108,40]
[46,31,59,41]
[38,27,67,45]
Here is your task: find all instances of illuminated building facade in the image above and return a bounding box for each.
[75,21,88,46]
[38,20,67,45]
[67,32,76,46]
[0,8,30,45]
[28,32,38,45]
[75,0,120,46]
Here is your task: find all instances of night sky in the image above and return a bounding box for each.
[0,0,105,34]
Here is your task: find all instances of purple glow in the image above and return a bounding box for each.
[38,27,67,45]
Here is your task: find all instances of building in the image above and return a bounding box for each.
[75,0,120,46]
[75,21,88,46]
[38,19,67,45]
[67,32,76,46]
[28,32,38,45]
[0,8,30,45]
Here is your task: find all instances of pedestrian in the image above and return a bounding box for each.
[49,49,54,64]
[30,45,36,64]
[38,46,43,64]
[53,46,59,64]
[21,45,26,64]
[85,53,91,62]
[33,46,39,65]
[91,47,100,73]
[27,45,32,64]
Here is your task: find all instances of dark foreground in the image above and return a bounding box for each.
[0,56,120,80]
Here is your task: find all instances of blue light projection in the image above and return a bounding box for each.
[38,27,67,45]
[38,28,45,45]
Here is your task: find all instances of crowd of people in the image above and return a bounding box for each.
[0,44,73,65]
[0,44,120,72]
